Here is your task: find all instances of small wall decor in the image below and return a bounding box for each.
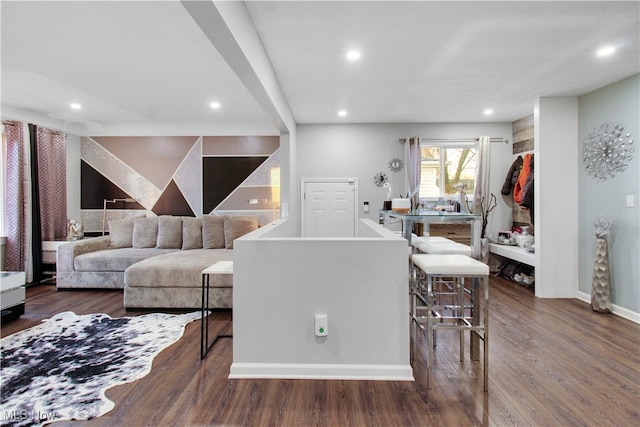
[582,123,633,181]
[373,172,388,187]
[388,157,404,173]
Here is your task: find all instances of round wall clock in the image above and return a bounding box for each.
[388,158,404,173]
[582,123,633,181]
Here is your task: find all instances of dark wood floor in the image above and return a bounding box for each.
[2,277,639,427]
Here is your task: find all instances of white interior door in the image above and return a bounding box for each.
[301,178,358,237]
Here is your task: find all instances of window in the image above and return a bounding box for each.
[419,143,476,201]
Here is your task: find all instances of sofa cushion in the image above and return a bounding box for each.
[74,248,178,272]
[133,217,158,248]
[182,217,203,250]
[223,215,258,249]
[125,249,234,288]
[108,217,136,248]
[157,216,183,249]
[202,215,225,249]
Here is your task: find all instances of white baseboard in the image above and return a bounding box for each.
[229,363,414,381]
[576,291,640,324]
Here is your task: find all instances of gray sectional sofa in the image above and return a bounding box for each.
[56,214,258,309]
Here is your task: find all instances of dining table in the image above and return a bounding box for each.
[386,210,482,259]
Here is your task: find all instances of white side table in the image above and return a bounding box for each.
[1,271,26,323]
[42,240,71,279]
[201,261,233,359]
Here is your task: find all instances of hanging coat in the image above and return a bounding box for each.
[501,155,523,195]
[520,175,534,225]
[513,153,532,204]
[520,154,535,224]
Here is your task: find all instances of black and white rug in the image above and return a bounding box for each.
[0,310,201,427]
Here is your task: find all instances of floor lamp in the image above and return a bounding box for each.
[270,167,280,222]
[102,198,137,235]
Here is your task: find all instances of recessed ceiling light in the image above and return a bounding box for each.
[596,46,616,57]
[483,109,494,116]
[210,101,221,109]
[70,103,82,110]
[346,50,361,61]
[338,110,347,117]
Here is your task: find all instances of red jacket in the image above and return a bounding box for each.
[513,153,532,204]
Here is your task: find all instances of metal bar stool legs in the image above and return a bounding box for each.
[411,254,489,392]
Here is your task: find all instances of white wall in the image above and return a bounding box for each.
[231,219,412,380]
[535,97,579,298]
[295,122,514,239]
[578,74,639,318]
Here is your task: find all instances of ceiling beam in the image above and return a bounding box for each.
[181,0,294,134]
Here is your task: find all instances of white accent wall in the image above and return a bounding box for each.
[231,219,412,380]
[294,122,514,239]
[535,97,579,298]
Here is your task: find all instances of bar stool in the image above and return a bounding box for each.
[417,240,471,256]
[413,241,472,332]
[410,253,489,391]
[411,235,455,251]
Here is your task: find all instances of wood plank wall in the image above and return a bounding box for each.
[511,115,534,230]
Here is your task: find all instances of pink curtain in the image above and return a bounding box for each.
[4,121,31,276]
[36,127,67,240]
[3,122,66,281]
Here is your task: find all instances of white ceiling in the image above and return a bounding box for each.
[1,1,639,136]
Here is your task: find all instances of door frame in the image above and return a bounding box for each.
[300,177,359,237]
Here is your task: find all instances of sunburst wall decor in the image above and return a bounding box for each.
[582,123,633,181]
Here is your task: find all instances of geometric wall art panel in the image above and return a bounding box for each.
[173,137,202,217]
[81,134,279,225]
[81,137,162,210]
[152,179,195,217]
[92,136,200,189]
[215,186,274,211]
[202,135,279,156]
[203,156,268,214]
[80,160,145,210]
[242,148,280,186]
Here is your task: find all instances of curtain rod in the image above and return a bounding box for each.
[398,137,508,144]
[2,121,65,135]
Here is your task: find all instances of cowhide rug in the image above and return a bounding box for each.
[0,310,201,427]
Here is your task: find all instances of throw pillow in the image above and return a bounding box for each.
[202,215,225,249]
[157,216,183,249]
[223,215,258,249]
[182,217,203,250]
[108,217,137,248]
[133,217,158,248]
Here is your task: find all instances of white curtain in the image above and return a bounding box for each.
[473,135,491,214]
[474,135,491,262]
[404,136,421,210]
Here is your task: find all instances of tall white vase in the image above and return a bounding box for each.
[591,237,612,313]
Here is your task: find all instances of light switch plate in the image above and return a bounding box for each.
[626,195,635,208]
